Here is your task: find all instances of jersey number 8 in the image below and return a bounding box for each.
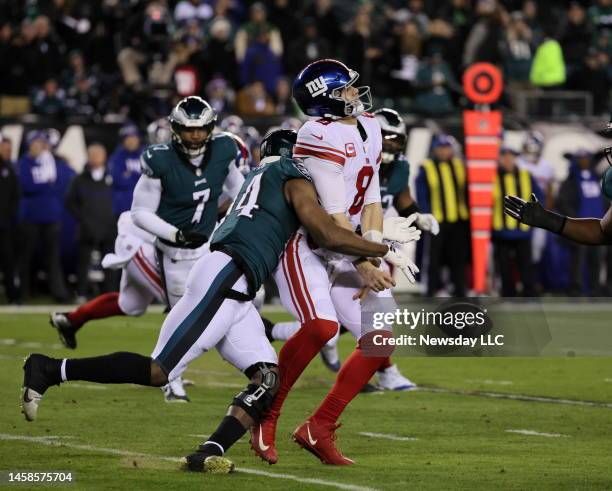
[348,166,374,215]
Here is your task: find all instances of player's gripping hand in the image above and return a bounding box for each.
[504,193,566,233]
[175,229,208,247]
[382,216,422,244]
[354,260,395,294]
[384,244,419,283]
[414,213,440,235]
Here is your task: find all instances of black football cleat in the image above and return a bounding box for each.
[21,354,61,422]
[50,312,77,349]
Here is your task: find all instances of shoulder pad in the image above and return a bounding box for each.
[289,158,312,181]
[140,143,173,178]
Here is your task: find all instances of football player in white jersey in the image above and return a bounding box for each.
[251,59,421,466]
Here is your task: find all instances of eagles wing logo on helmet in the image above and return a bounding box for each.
[305,76,328,97]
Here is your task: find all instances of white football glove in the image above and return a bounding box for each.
[414,213,440,235]
[382,216,422,244]
[383,244,420,283]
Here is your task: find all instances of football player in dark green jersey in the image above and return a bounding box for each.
[21,129,419,472]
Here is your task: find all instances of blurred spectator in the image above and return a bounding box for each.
[385,20,422,98]
[205,77,234,115]
[61,50,91,88]
[268,0,299,65]
[412,52,459,115]
[463,0,504,66]
[201,17,238,87]
[174,0,213,27]
[0,136,14,166]
[236,82,275,116]
[393,0,430,35]
[66,144,116,298]
[117,2,176,90]
[500,12,535,89]
[569,48,611,114]
[239,26,283,94]
[303,0,342,48]
[344,9,383,87]
[172,31,205,97]
[415,135,470,297]
[492,148,541,297]
[234,2,283,64]
[0,136,20,303]
[559,2,594,78]
[32,78,66,117]
[521,0,543,45]
[108,124,143,216]
[17,131,71,302]
[286,18,331,76]
[0,21,31,114]
[31,16,65,87]
[530,26,566,88]
[556,150,606,294]
[65,75,100,117]
[588,0,612,37]
[436,0,473,74]
[273,77,293,116]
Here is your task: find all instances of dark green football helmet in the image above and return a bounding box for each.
[168,96,217,158]
[260,129,297,160]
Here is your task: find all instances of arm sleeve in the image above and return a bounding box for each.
[222,160,245,201]
[130,175,178,242]
[363,168,381,206]
[302,158,346,214]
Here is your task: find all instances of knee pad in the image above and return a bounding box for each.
[304,319,339,346]
[232,362,278,420]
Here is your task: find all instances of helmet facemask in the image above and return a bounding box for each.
[605,120,612,167]
[381,132,407,164]
[329,70,372,118]
[170,121,215,158]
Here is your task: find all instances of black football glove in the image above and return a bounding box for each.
[175,229,208,247]
[503,193,566,234]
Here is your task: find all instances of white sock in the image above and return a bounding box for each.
[271,321,301,341]
[60,359,67,382]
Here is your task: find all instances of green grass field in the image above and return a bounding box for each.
[0,310,611,490]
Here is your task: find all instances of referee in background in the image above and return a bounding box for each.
[416,134,470,297]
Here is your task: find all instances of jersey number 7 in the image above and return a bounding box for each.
[191,189,211,223]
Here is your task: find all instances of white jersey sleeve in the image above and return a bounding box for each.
[294,121,347,214]
[131,175,178,242]
[222,161,245,201]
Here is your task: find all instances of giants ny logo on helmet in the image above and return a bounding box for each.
[305,76,328,97]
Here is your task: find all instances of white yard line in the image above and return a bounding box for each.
[67,383,108,391]
[359,432,418,441]
[418,386,612,409]
[464,379,514,386]
[505,429,570,438]
[0,433,379,491]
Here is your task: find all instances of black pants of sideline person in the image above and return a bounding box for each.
[0,228,20,303]
[76,238,116,297]
[493,237,535,297]
[427,222,470,297]
[19,222,71,302]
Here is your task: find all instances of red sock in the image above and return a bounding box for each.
[312,347,387,425]
[268,318,338,419]
[66,292,124,330]
[378,357,392,371]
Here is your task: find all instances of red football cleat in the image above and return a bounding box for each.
[250,414,279,464]
[292,419,354,465]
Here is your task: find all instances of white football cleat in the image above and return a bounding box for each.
[163,377,190,403]
[376,364,417,391]
[22,387,43,422]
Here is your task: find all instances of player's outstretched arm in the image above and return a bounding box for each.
[285,178,388,257]
[504,193,612,245]
[131,175,178,242]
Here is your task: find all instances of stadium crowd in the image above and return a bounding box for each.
[0,0,612,304]
[0,0,611,121]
